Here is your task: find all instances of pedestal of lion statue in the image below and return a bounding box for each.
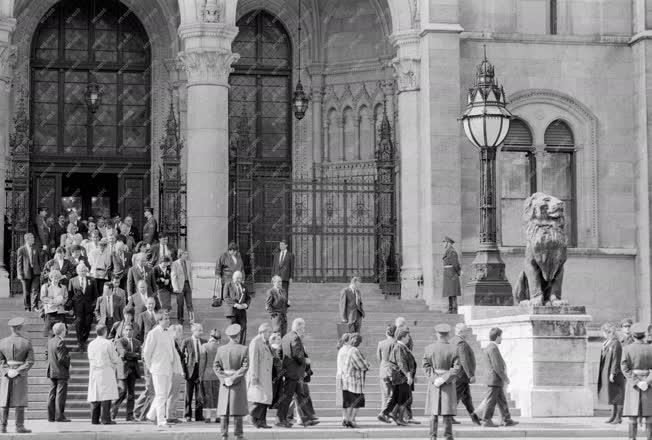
[459,304,594,417]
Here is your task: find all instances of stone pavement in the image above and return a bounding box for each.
[0,416,633,439]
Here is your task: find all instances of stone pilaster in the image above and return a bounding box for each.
[307,64,325,169]
[177,22,239,293]
[390,31,424,301]
[0,17,16,288]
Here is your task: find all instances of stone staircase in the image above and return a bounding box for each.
[5,283,520,419]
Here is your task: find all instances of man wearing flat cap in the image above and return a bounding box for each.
[213,324,249,440]
[0,317,34,433]
[423,323,461,440]
[621,322,652,440]
[442,237,462,314]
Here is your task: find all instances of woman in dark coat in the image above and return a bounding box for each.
[598,322,625,423]
[269,332,284,409]
[441,237,461,314]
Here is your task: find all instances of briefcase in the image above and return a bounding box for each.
[336,322,350,338]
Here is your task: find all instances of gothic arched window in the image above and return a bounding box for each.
[31,0,151,158]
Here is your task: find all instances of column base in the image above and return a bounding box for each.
[191,262,217,299]
[400,267,423,300]
[463,247,514,306]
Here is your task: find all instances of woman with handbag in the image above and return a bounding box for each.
[90,238,112,293]
[40,269,68,337]
[336,333,352,425]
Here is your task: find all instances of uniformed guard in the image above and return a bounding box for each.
[0,317,34,433]
[621,322,652,440]
[442,237,462,314]
[423,323,461,440]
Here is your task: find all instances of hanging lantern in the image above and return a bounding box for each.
[292,80,310,120]
[84,75,102,114]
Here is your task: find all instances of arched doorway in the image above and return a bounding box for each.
[228,10,292,281]
[29,0,151,232]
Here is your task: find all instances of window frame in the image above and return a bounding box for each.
[29,0,151,160]
[543,145,577,247]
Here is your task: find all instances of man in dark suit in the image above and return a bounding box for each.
[126,253,157,299]
[68,263,99,351]
[52,215,67,248]
[181,323,207,422]
[339,276,365,334]
[46,322,70,423]
[142,208,158,245]
[215,242,244,297]
[122,216,140,244]
[16,233,44,311]
[474,327,518,427]
[33,207,50,255]
[41,247,74,286]
[271,239,294,300]
[223,271,251,345]
[265,276,289,336]
[450,323,480,426]
[275,318,319,428]
[69,245,90,274]
[135,296,157,342]
[112,323,141,421]
[150,236,176,266]
[94,283,125,330]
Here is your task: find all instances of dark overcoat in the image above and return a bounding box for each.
[0,334,34,407]
[597,337,625,405]
[442,247,461,297]
[621,340,652,416]
[423,340,461,415]
[213,340,249,416]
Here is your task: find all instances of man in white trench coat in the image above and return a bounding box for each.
[87,325,120,424]
[247,323,274,429]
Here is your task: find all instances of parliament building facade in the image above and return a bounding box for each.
[0,0,647,324]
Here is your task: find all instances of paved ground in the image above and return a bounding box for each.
[0,415,633,439]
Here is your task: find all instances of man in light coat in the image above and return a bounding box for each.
[339,276,365,333]
[0,317,34,433]
[171,249,194,325]
[143,312,183,429]
[214,324,249,440]
[247,323,274,429]
[87,325,120,425]
[423,323,461,440]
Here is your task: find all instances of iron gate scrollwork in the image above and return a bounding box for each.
[158,94,187,251]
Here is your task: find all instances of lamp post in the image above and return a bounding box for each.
[292,0,310,120]
[459,48,514,306]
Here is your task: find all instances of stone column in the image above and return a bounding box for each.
[390,31,423,301]
[177,22,239,295]
[308,65,325,170]
[0,15,16,289]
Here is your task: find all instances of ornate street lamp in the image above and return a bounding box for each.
[459,47,514,306]
[84,75,102,114]
[292,0,310,120]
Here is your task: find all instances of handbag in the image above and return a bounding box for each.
[211,278,223,308]
[63,295,74,311]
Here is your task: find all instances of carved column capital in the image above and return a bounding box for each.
[177,49,240,86]
[391,56,421,92]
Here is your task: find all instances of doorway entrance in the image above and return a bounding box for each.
[61,173,118,220]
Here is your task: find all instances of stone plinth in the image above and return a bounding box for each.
[463,305,593,417]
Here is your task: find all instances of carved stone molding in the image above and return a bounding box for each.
[177,22,238,43]
[0,44,16,87]
[177,49,240,86]
[391,56,420,92]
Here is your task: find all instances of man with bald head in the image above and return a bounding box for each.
[69,262,99,352]
[450,323,480,426]
[223,271,251,345]
[247,323,274,428]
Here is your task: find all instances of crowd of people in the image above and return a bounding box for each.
[597,318,652,440]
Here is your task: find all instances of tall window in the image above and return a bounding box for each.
[544,120,575,245]
[500,119,536,246]
[31,0,151,158]
[229,11,291,161]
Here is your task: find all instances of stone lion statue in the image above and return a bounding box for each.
[514,192,568,306]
